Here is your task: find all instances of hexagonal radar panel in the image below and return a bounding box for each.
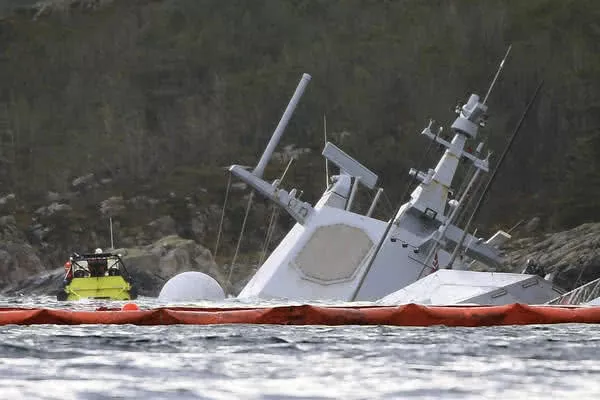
[292,224,373,284]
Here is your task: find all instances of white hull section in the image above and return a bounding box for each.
[585,297,600,306]
[224,75,537,306]
[239,205,389,301]
[379,269,564,306]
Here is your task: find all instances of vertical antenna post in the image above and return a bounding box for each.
[345,177,360,211]
[109,217,114,250]
[324,114,330,188]
[366,187,383,217]
[483,45,512,105]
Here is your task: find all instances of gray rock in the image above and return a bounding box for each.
[116,235,227,296]
[191,214,208,241]
[0,193,16,207]
[503,222,600,291]
[1,268,65,297]
[47,191,64,202]
[99,196,125,217]
[0,216,26,243]
[128,195,160,210]
[35,202,72,217]
[72,173,95,188]
[0,235,228,298]
[0,243,45,288]
[523,217,541,234]
[47,202,72,215]
[0,193,17,213]
[0,215,15,227]
[29,223,50,242]
[147,216,177,240]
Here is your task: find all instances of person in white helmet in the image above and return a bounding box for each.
[89,248,107,276]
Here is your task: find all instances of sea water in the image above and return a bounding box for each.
[0,296,598,399]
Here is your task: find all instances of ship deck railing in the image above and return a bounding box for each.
[548,276,600,305]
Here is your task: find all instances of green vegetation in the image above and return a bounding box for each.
[0,0,598,252]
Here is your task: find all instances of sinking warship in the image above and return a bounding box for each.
[161,56,564,305]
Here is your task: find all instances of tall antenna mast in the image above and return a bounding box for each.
[483,45,512,105]
[324,114,330,188]
[109,217,114,250]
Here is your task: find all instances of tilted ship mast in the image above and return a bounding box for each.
[228,72,520,302]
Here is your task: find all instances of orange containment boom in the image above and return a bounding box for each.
[1,303,600,326]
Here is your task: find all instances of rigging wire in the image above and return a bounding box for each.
[227,190,254,285]
[213,172,232,261]
[257,157,295,266]
[381,189,396,216]
[259,207,281,267]
[454,168,487,228]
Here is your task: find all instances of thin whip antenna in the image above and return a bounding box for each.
[324,114,330,188]
[483,45,512,105]
[109,217,114,249]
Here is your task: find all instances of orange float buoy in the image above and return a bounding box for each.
[0,304,598,326]
[122,303,140,311]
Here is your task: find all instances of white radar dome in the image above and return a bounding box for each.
[158,271,225,302]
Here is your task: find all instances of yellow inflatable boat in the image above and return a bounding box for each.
[57,249,138,301]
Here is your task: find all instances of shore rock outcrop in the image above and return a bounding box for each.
[4,219,600,299]
[1,235,229,298]
[503,223,600,291]
[0,243,46,288]
[0,216,46,289]
[116,235,229,296]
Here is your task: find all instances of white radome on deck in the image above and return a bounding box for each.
[159,271,225,302]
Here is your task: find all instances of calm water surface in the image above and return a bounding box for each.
[0,296,598,399]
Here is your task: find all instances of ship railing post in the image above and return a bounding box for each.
[345,177,360,211]
[366,187,383,217]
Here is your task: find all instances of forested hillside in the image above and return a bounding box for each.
[0,0,598,267]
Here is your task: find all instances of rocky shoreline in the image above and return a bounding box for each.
[500,222,600,292]
[0,234,238,298]
[0,171,598,299]
[2,214,600,299]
